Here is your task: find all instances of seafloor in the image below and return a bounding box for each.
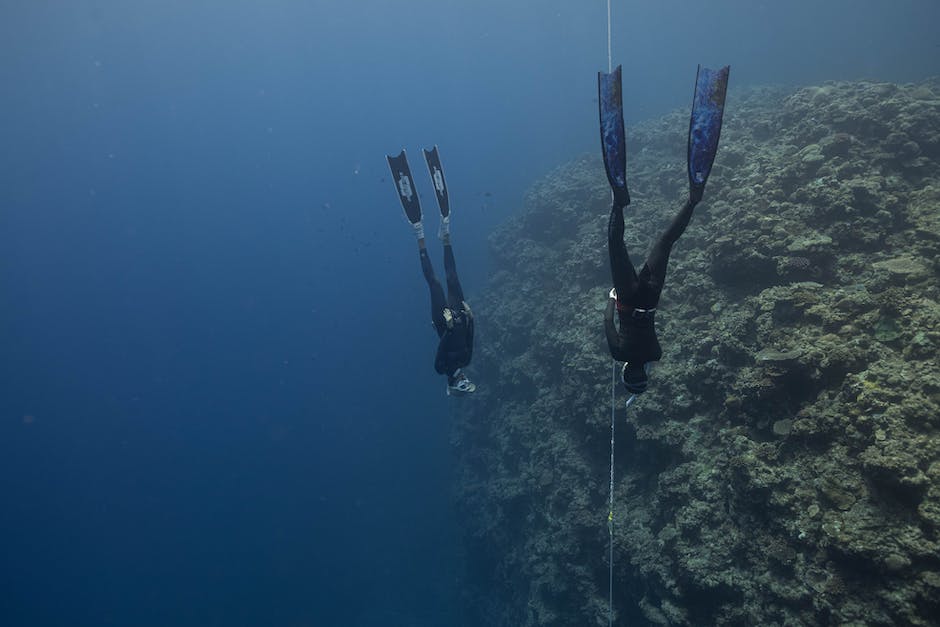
[454,79,940,626]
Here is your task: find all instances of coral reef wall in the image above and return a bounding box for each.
[454,80,940,626]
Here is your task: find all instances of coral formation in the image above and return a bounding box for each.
[454,79,940,625]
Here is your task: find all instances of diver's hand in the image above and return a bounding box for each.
[462,301,473,319]
[609,287,617,300]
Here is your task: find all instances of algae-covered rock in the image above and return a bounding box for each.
[755,348,803,364]
[787,233,833,253]
[873,316,902,342]
[872,255,930,281]
[454,79,940,627]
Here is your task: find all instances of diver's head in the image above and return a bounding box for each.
[621,362,649,394]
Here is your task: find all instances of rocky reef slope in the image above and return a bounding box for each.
[455,79,940,625]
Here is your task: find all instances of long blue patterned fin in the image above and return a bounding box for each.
[688,65,730,202]
[598,65,630,207]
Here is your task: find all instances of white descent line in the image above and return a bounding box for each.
[607,4,616,625]
[607,0,612,73]
[608,360,616,627]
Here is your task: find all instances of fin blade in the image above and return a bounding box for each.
[598,65,629,206]
[423,145,450,218]
[688,65,730,200]
[386,149,422,224]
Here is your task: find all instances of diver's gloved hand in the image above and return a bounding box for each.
[462,301,472,319]
[609,287,617,300]
[443,308,454,329]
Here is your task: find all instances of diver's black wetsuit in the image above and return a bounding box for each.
[606,198,697,365]
[420,243,473,379]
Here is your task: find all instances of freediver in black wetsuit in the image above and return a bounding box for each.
[606,197,700,393]
[600,65,729,394]
[386,146,475,396]
[420,233,474,394]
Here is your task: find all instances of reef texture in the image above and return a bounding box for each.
[455,80,940,626]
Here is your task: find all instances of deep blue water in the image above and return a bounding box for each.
[1,2,938,625]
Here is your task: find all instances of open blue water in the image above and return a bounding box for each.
[1,1,938,625]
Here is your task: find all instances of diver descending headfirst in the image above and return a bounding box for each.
[599,65,729,394]
[386,146,476,396]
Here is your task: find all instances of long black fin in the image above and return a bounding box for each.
[422,146,450,219]
[386,149,422,224]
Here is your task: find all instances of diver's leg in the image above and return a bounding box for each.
[608,202,639,298]
[420,246,447,337]
[442,236,465,309]
[645,199,697,290]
